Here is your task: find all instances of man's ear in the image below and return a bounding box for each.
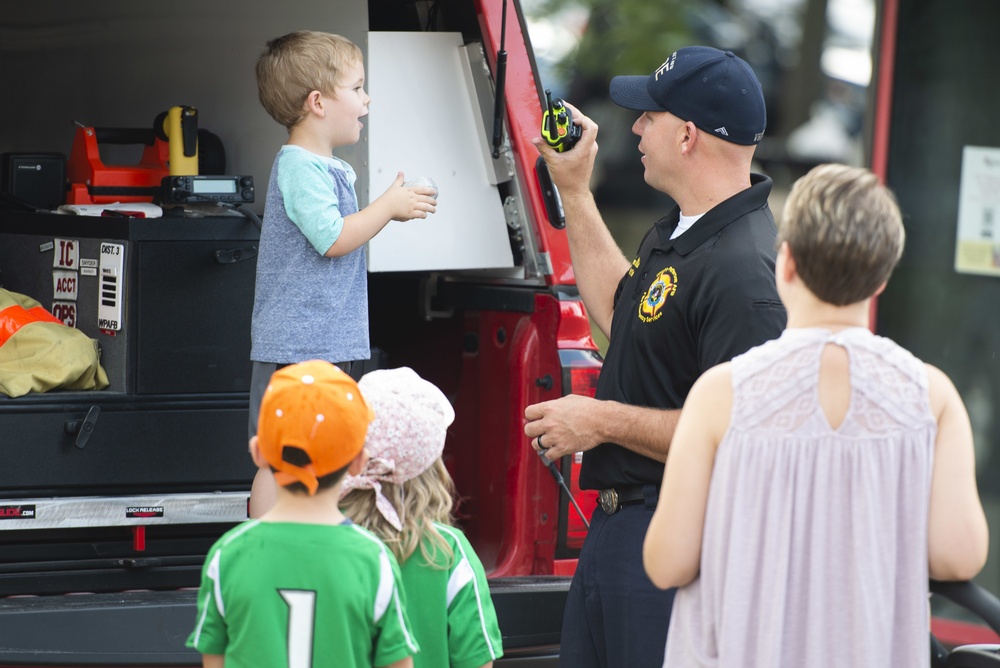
[347,447,369,476]
[680,121,698,155]
[873,281,888,297]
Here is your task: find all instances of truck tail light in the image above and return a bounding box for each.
[557,349,602,553]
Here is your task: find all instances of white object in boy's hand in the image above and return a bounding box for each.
[404,176,439,199]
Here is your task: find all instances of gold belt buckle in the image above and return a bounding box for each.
[598,488,619,515]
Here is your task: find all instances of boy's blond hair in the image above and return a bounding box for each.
[255,30,363,129]
[778,163,905,306]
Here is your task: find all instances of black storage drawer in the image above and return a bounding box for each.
[0,394,257,498]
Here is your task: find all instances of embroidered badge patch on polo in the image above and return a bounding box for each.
[638,267,678,323]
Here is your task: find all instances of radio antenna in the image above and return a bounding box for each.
[490,0,508,159]
[537,449,591,529]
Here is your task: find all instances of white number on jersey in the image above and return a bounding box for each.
[280,589,317,668]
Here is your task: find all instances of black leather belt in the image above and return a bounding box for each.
[598,484,657,515]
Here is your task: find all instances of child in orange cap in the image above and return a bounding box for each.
[188,360,419,668]
[340,367,504,668]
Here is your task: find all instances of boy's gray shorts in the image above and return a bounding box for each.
[248,360,352,438]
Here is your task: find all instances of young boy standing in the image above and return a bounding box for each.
[188,360,419,668]
[249,31,437,515]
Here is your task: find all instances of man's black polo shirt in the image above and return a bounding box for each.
[581,173,787,490]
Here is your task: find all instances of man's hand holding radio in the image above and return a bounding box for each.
[532,101,598,205]
[531,99,625,347]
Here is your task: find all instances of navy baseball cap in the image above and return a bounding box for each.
[609,46,766,146]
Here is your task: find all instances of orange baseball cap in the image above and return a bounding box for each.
[257,360,375,495]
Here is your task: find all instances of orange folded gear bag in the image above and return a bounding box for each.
[0,289,109,398]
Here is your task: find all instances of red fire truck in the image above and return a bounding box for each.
[0,0,594,664]
[2,0,1000,665]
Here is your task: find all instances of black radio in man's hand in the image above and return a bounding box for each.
[541,89,581,152]
[160,174,255,205]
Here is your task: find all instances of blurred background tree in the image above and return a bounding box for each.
[523,0,873,212]
[529,0,692,101]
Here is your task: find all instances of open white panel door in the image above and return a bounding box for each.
[366,32,514,272]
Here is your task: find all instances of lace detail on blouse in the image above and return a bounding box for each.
[731,327,933,436]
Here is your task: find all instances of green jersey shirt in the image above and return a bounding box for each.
[400,523,503,668]
[187,520,419,668]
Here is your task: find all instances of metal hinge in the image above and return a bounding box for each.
[503,195,521,231]
[496,142,515,181]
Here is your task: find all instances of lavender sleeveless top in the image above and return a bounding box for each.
[663,327,936,668]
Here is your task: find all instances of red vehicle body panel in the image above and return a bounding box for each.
[476,0,576,286]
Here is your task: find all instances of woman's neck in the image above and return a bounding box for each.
[784,297,871,332]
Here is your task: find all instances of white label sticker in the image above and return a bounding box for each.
[53,270,79,301]
[955,145,1000,277]
[81,267,97,276]
[98,243,125,331]
[80,258,99,269]
[53,239,80,270]
[51,301,78,328]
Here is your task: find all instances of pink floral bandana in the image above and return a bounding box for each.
[339,367,455,530]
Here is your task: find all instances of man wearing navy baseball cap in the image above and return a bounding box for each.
[525,46,785,667]
[609,46,767,146]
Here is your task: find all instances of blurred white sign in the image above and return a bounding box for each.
[955,145,1000,277]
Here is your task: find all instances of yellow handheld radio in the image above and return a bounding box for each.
[154,106,199,176]
[541,89,582,152]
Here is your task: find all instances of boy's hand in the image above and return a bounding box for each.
[333,172,437,256]
[377,172,438,222]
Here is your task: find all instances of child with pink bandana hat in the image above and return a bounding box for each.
[340,367,504,668]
